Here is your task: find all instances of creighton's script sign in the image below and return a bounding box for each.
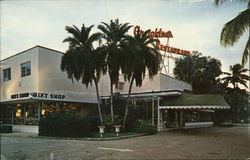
[11,92,65,100]
[133,25,190,56]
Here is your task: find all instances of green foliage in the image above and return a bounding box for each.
[0,125,12,133]
[122,27,162,86]
[173,51,222,94]
[39,112,90,137]
[98,18,132,86]
[224,87,249,122]
[61,23,105,124]
[84,114,101,132]
[133,123,157,134]
[220,64,250,122]
[222,63,250,89]
[102,114,123,131]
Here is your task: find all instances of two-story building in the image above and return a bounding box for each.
[0,45,229,130]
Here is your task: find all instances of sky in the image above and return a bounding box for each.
[0,0,249,76]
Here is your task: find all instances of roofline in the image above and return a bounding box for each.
[101,90,183,98]
[0,45,65,62]
[160,73,192,86]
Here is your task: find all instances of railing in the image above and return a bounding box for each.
[184,122,213,128]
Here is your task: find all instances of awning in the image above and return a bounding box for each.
[159,94,230,110]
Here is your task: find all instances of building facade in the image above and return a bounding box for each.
[0,45,192,126]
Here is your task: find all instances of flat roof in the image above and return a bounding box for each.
[0,45,64,62]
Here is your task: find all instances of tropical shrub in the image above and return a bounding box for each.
[39,112,90,137]
[133,123,157,134]
[0,125,12,133]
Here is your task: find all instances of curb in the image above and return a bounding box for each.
[1,133,149,141]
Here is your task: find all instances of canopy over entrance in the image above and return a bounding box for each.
[159,94,230,110]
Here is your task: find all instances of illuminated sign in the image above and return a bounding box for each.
[11,92,65,100]
[133,26,190,56]
[133,25,173,38]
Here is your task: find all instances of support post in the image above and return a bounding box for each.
[11,105,14,125]
[152,97,154,126]
[38,102,41,121]
[180,110,183,128]
[157,97,160,131]
[175,110,179,128]
[23,105,26,125]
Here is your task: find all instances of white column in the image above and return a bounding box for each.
[152,97,154,126]
[157,97,160,131]
[38,102,41,121]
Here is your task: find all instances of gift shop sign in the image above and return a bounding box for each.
[11,92,65,100]
[133,25,190,56]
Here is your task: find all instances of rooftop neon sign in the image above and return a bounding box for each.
[133,26,190,56]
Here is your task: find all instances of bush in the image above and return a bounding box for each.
[84,114,100,132]
[39,112,90,137]
[133,123,157,134]
[0,125,12,133]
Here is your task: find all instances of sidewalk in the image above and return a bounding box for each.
[12,125,38,133]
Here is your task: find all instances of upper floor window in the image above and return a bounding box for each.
[3,68,11,82]
[21,61,31,77]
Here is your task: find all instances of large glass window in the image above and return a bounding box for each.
[21,61,31,77]
[3,68,11,82]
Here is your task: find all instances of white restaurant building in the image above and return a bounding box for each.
[0,45,229,130]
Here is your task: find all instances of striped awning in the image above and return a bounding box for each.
[159,105,230,110]
[159,94,230,110]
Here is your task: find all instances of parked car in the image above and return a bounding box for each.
[219,120,234,127]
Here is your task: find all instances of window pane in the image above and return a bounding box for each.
[3,68,11,81]
[21,61,31,77]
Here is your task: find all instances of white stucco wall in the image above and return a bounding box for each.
[0,45,192,103]
[37,47,99,103]
[0,47,39,101]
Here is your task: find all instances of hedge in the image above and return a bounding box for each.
[0,125,13,133]
[39,112,91,138]
[133,123,157,134]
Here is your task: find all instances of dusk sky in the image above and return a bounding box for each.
[0,0,248,75]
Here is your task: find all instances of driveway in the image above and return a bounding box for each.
[12,125,38,133]
[1,124,250,159]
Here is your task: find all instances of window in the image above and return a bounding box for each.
[3,68,11,82]
[21,61,31,77]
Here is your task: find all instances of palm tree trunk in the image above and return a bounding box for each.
[93,76,103,125]
[110,80,114,124]
[122,75,135,128]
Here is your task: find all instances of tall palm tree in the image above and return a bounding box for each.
[61,24,105,124]
[122,27,162,128]
[222,63,250,89]
[98,19,132,123]
[216,0,250,66]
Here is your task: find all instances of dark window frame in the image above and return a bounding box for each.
[21,61,31,77]
[3,67,11,82]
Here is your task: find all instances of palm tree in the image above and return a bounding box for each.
[61,24,105,124]
[216,0,250,66]
[122,27,162,128]
[222,63,250,89]
[98,19,132,123]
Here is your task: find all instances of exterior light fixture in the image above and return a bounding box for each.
[41,109,46,115]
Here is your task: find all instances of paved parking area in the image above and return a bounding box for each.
[1,124,250,159]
